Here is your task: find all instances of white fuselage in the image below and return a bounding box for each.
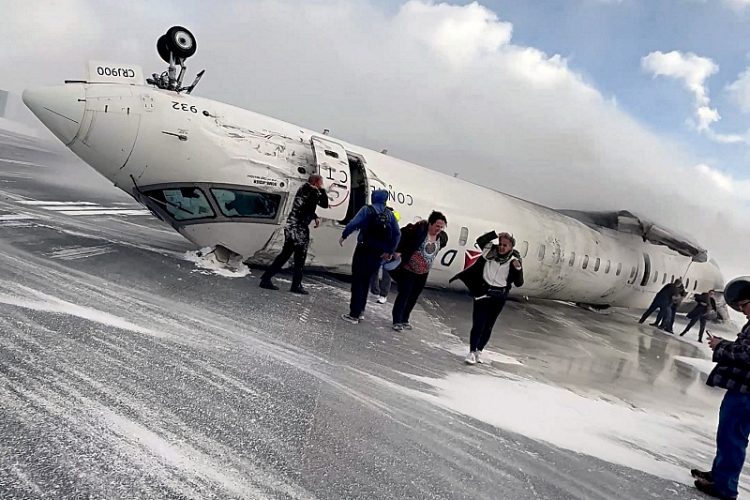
[23,79,724,309]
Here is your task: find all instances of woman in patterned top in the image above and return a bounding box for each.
[389,211,448,331]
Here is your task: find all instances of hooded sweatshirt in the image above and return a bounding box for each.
[341,189,401,253]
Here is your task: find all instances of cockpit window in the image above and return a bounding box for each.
[211,188,281,219]
[145,187,214,221]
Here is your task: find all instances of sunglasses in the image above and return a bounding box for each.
[737,300,750,309]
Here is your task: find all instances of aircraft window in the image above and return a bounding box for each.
[594,258,600,272]
[582,255,589,269]
[685,278,690,289]
[653,271,659,283]
[630,266,636,279]
[211,189,281,219]
[616,263,622,276]
[519,240,529,258]
[694,280,698,291]
[145,187,214,221]
[662,273,667,285]
[605,260,611,274]
[537,244,545,261]
[671,274,675,283]
[324,149,339,159]
[459,227,469,246]
[568,252,576,267]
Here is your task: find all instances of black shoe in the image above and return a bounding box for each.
[698,339,703,343]
[290,286,309,295]
[690,469,713,482]
[259,280,279,290]
[649,322,659,326]
[694,477,736,499]
[679,332,686,337]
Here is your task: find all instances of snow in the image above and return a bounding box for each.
[673,356,716,377]
[182,247,252,278]
[0,285,156,336]
[392,370,718,485]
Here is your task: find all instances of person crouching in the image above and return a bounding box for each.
[450,231,523,365]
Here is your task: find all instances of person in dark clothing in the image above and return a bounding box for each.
[681,290,719,342]
[259,174,328,294]
[369,208,400,304]
[639,280,677,324]
[657,283,686,333]
[339,189,400,324]
[450,231,523,365]
[691,278,750,500]
[389,211,448,331]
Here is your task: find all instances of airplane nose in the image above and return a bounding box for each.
[22,85,85,145]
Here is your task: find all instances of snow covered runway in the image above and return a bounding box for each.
[0,131,737,499]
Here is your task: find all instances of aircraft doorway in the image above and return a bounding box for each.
[341,152,368,225]
[639,252,651,287]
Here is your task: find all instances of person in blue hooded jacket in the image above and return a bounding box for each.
[339,189,401,324]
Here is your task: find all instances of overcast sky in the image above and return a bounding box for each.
[1,0,749,281]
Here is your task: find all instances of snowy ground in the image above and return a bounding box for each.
[0,132,741,499]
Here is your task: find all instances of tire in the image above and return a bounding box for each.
[165,26,196,59]
[157,34,171,63]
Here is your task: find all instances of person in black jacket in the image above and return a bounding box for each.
[450,231,523,365]
[680,290,719,342]
[259,174,328,294]
[691,278,750,500]
[389,211,448,331]
[639,281,677,325]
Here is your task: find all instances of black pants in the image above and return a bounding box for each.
[392,270,428,324]
[470,295,507,352]
[639,299,668,324]
[369,265,392,297]
[261,236,308,289]
[350,244,383,317]
[683,316,707,339]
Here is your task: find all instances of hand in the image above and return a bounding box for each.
[512,260,522,270]
[339,237,345,247]
[381,253,392,261]
[708,336,723,350]
[314,218,321,228]
[393,252,401,260]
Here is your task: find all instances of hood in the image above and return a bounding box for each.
[371,189,389,206]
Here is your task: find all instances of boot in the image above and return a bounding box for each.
[694,477,736,499]
[259,279,279,290]
[690,469,712,482]
[290,286,309,295]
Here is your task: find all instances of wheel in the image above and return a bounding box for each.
[157,34,171,63]
[165,26,196,59]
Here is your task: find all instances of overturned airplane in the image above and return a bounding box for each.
[22,26,723,309]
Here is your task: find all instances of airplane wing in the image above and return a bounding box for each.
[558,209,708,262]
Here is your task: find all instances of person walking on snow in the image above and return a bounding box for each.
[259,174,328,294]
[450,231,523,365]
[339,189,400,324]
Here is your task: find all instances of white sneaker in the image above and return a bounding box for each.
[475,351,484,364]
[402,322,412,330]
[377,296,387,304]
[465,351,476,365]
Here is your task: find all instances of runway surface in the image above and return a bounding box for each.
[0,129,736,499]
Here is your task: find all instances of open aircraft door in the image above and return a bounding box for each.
[310,136,351,221]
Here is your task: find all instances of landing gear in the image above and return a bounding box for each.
[147,26,204,94]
